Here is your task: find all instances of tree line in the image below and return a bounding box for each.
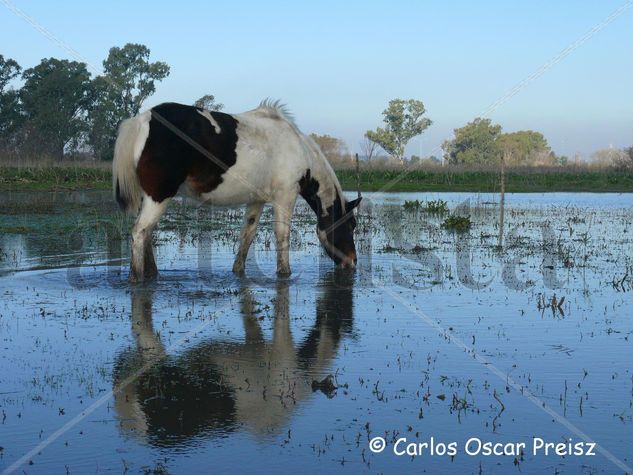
[2,47,630,170]
[312,98,632,169]
[0,43,170,161]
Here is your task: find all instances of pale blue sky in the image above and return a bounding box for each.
[1,0,632,158]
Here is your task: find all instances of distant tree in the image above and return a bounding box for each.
[194,94,223,111]
[88,43,170,160]
[593,147,629,168]
[497,130,551,165]
[309,133,347,163]
[553,154,568,166]
[442,118,502,165]
[0,55,23,147]
[20,58,93,159]
[359,134,380,161]
[366,99,432,162]
[624,146,633,168]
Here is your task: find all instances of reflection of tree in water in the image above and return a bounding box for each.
[112,271,355,447]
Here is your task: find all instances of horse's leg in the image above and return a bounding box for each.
[273,193,297,276]
[232,202,265,275]
[130,195,170,282]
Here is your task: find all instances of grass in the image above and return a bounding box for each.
[0,159,110,191]
[2,158,633,193]
[426,199,449,214]
[335,165,633,193]
[441,215,472,232]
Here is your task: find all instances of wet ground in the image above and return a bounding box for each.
[1,190,632,474]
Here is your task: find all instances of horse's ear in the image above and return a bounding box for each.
[346,197,362,212]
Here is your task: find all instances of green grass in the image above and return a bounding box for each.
[441,215,472,232]
[336,168,633,193]
[0,165,111,191]
[2,163,633,193]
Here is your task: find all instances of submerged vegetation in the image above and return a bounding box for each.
[441,215,472,232]
[425,199,449,214]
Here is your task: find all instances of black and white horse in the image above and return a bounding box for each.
[113,100,361,281]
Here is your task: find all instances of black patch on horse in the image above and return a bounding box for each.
[299,169,322,217]
[137,102,239,203]
[298,169,358,264]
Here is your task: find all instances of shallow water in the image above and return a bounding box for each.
[1,190,632,474]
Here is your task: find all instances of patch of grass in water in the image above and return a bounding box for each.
[441,215,471,232]
[403,199,422,211]
[425,199,449,214]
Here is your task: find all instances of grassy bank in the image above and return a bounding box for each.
[2,162,633,193]
[336,166,633,193]
[0,163,111,191]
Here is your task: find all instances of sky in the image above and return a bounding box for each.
[1,0,632,158]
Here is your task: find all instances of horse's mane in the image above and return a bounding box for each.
[256,98,297,128]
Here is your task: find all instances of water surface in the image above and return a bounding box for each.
[1,191,632,474]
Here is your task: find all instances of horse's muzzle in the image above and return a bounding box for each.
[339,252,357,269]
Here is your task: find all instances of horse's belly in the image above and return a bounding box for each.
[198,177,271,206]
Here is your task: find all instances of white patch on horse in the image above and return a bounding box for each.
[133,111,151,166]
[196,109,222,134]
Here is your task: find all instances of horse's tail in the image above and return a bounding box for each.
[112,113,148,213]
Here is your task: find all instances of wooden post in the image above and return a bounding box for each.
[355,153,361,200]
[498,149,507,248]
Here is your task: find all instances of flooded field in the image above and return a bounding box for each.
[1,190,632,474]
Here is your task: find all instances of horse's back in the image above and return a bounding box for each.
[135,102,309,206]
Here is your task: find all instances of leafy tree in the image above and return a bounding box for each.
[0,55,23,146]
[592,148,628,167]
[0,55,21,91]
[309,133,347,163]
[366,99,432,162]
[89,43,170,159]
[20,58,93,159]
[194,94,223,111]
[553,154,568,166]
[497,130,551,165]
[442,118,502,165]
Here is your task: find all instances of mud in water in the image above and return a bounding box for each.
[1,190,632,474]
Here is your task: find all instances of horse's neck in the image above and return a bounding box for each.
[306,148,343,216]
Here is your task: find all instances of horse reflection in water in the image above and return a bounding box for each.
[112,272,354,446]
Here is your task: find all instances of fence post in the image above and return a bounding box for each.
[355,153,361,199]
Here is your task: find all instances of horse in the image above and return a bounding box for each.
[112,100,361,281]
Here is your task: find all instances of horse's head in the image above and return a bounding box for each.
[317,195,362,268]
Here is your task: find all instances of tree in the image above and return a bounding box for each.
[0,55,23,147]
[194,94,223,111]
[20,58,93,159]
[0,55,21,92]
[553,154,568,166]
[359,134,380,161]
[592,147,628,167]
[442,118,502,165]
[497,130,551,165]
[88,43,170,160]
[309,133,347,163]
[366,99,432,162]
[611,145,633,169]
